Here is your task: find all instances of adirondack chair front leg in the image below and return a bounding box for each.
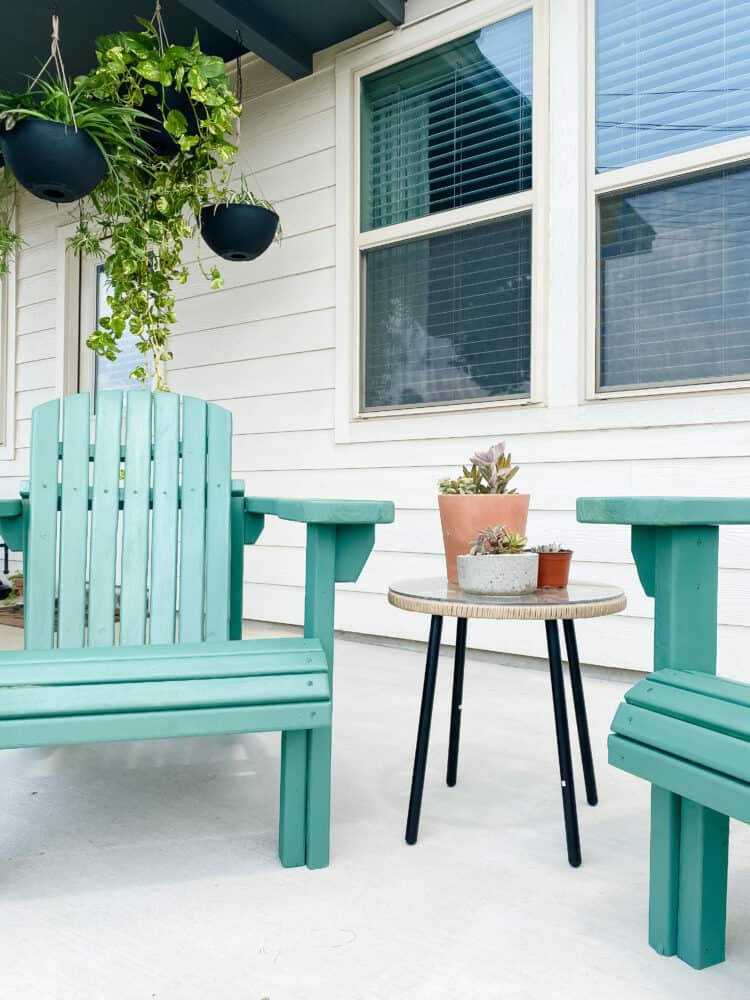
[283,523,378,869]
[244,499,393,870]
[633,523,728,968]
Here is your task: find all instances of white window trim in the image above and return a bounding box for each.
[334,0,550,443]
[0,237,17,460]
[55,221,84,400]
[584,0,750,402]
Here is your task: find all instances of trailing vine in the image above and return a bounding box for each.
[73,18,242,390]
[1,11,276,390]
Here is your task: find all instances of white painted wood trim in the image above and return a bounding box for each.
[0,244,17,459]
[54,223,82,400]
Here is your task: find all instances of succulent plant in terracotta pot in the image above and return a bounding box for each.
[457,525,538,595]
[530,542,573,589]
[438,442,530,582]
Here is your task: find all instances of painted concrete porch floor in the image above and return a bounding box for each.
[0,621,748,999]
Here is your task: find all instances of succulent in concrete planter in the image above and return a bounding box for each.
[438,442,530,582]
[457,526,538,596]
[530,542,573,589]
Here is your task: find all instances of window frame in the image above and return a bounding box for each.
[586,0,750,401]
[0,246,17,460]
[335,0,549,439]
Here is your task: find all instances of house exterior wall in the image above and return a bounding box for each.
[3,0,750,675]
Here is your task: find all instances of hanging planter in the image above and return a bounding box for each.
[0,119,107,203]
[140,85,200,156]
[200,202,279,262]
[0,14,146,207]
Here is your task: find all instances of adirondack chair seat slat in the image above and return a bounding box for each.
[0,701,332,750]
[624,676,750,742]
[648,668,750,709]
[0,671,330,719]
[608,734,750,826]
[0,390,394,872]
[613,703,750,785]
[0,637,327,685]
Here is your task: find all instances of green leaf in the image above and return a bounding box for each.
[198,55,226,79]
[164,109,188,136]
[136,60,162,82]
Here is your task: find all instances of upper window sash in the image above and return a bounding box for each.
[596,0,750,173]
[360,10,533,234]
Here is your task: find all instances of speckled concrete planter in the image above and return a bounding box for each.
[457,552,539,595]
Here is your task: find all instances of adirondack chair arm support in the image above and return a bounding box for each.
[0,499,24,552]
[243,497,394,584]
[243,497,394,668]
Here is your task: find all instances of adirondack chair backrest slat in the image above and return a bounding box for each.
[87,391,123,648]
[205,403,232,642]
[119,391,151,646]
[178,396,208,644]
[57,394,91,649]
[150,393,180,645]
[26,398,61,651]
[24,391,234,650]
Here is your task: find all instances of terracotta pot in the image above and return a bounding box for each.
[438,493,530,582]
[537,550,573,589]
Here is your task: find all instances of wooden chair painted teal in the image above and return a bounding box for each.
[577,497,750,969]
[0,391,394,870]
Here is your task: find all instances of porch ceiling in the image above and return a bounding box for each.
[0,0,406,91]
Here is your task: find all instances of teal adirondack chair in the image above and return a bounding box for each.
[0,391,394,870]
[577,496,750,968]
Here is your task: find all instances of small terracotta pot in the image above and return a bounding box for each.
[536,550,573,589]
[438,493,530,582]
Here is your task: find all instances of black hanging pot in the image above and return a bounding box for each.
[200,204,279,262]
[0,118,108,203]
[140,86,201,156]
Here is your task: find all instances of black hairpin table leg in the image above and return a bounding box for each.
[545,619,582,868]
[406,614,443,845]
[447,617,467,787]
[562,618,598,806]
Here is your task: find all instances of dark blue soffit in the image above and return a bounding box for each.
[0,0,406,90]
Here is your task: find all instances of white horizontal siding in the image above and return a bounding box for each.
[3,23,750,685]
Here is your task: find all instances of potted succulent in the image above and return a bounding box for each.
[200,177,280,262]
[438,441,530,582]
[457,526,538,596]
[531,542,573,589]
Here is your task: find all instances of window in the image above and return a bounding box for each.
[595,0,750,392]
[359,10,533,412]
[79,263,153,395]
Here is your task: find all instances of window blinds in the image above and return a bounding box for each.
[363,214,532,409]
[599,164,750,389]
[597,0,750,171]
[361,11,532,231]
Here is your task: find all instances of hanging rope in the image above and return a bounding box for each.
[151,0,170,55]
[234,31,243,106]
[30,12,77,130]
[231,30,270,203]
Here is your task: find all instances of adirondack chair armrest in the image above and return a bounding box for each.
[577,496,750,526]
[244,497,394,527]
[243,496,394,585]
[0,499,24,552]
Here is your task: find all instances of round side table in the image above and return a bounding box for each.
[388,578,626,867]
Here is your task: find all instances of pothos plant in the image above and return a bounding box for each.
[69,18,244,390]
[0,169,22,275]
